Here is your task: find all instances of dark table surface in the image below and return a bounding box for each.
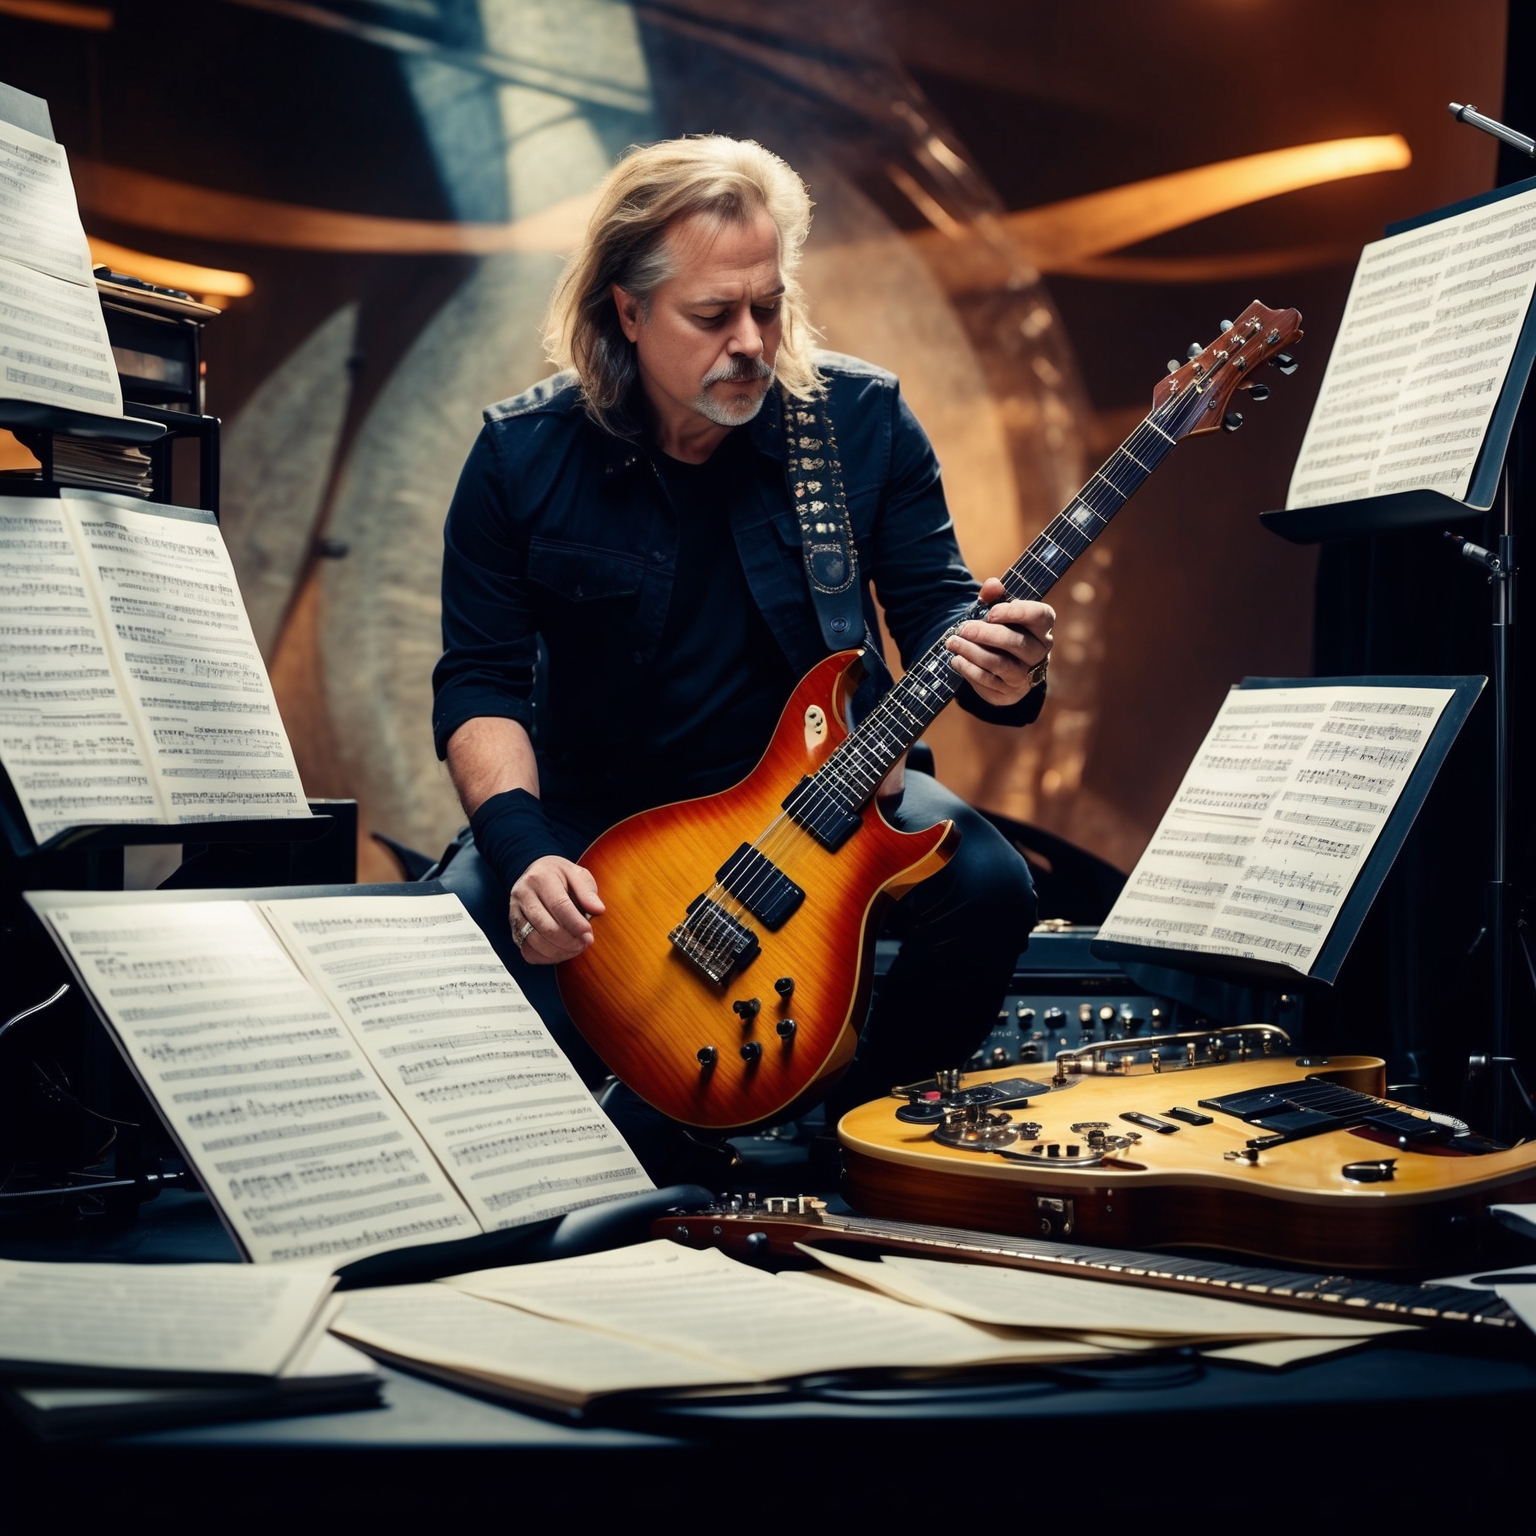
[3,1190,1533,1520]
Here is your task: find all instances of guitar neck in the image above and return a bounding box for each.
[817,411,1179,807]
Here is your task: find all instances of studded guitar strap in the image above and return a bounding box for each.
[782,389,867,651]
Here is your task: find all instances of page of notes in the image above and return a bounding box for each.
[60,494,310,823]
[43,900,478,1264]
[1095,684,1454,974]
[0,116,122,417]
[335,1283,740,1408]
[261,894,652,1228]
[803,1250,1408,1340]
[0,498,159,840]
[446,1241,1109,1378]
[0,1259,336,1379]
[1287,181,1536,509]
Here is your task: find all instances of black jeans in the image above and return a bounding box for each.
[437,773,1036,1167]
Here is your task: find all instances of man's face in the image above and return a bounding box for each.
[615,207,784,431]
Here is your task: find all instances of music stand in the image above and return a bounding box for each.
[1260,176,1536,1138]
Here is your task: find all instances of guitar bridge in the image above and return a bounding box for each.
[669,898,760,984]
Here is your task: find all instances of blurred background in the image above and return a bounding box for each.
[0,0,1507,889]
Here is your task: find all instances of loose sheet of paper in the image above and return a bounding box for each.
[261,894,651,1229]
[446,1240,1113,1379]
[335,1283,740,1407]
[1095,683,1455,974]
[43,899,478,1264]
[1287,181,1536,509]
[0,117,122,417]
[803,1250,1408,1340]
[0,1258,335,1378]
[60,494,310,823]
[0,498,159,840]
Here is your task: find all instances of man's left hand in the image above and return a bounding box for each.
[944,578,1055,707]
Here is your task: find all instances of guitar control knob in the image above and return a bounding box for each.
[740,1041,763,1063]
[696,1046,718,1067]
[733,998,761,1021]
[1078,1003,1093,1026]
[774,977,794,999]
[990,1046,1010,1066]
[776,1017,797,1040]
[1017,1007,1036,1029]
[1099,1006,1116,1027]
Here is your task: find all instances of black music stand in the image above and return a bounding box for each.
[1259,177,1536,1137]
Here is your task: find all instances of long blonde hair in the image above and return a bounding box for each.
[543,136,823,434]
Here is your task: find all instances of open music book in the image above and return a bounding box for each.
[1094,678,1479,983]
[0,492,310,843]
[27,888,653,1265]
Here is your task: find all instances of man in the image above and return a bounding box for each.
[432,135,1054,1174]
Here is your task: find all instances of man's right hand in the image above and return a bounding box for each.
[510,855,605,965]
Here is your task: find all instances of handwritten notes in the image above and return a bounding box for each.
[1288,181,1536,508]
[1096,683,1454,974]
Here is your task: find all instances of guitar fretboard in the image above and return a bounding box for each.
[785,411,1179,835]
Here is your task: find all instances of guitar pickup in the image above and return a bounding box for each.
[783,777,863,851]
[716,845,805,930]
[669,898,759,985]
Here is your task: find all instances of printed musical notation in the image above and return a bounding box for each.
[1097,684,1454,973]
[1287,180,1536,508]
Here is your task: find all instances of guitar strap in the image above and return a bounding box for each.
[782,388,867,652]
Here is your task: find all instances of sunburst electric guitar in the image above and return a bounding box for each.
[559,301,1303,1129]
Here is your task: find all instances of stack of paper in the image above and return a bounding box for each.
[51,438,152,496]
[331,1239,1415,1413]
[0,1258,380,1440]
[0,116,123,419]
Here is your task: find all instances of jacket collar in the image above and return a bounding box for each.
[599,381,786,479]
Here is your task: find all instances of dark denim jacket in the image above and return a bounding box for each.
[431,352,1043,789]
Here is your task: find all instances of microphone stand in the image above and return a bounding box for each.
[1447,102,1533,1140]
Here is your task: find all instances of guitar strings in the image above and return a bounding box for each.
[674,394,1197,966]
[674,344,1255,966]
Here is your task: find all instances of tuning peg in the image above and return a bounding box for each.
[1268,352,1299,375]
[1244,383,1271,402]
[1222,411,1244,432]
[1166,359,1181,374]
[1186,341,1204,359]
[1219,318,1234,331]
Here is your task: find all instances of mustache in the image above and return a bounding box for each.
[701,356,774,387]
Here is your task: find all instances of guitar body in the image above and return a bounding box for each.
[838,1057,1536,1269]
[558,650,959,1129]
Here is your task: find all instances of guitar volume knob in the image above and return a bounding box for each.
[696,1046,718,1067]
[774,977,794,999]
[776,1018,797,1040]
[740,1041,763,1063]
[733,998,761,1021]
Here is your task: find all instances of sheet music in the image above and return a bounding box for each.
[447,1240,1112,1377]
[60,495,310,822]
[335,1283,741,1407]
[0,1258,336,1378]
[42,900,479,1264]
[0,498,159,840]
[0,117,122,417]
[1096,683,1454,974]
[261,894,652,1229]
[803,1250,1409,1340]
[1287,181,1536,508]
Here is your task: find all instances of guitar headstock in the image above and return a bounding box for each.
[1153,300,1303,440]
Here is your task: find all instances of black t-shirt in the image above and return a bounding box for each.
[639,432,798,806]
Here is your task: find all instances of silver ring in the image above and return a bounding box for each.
[512,918,535,948]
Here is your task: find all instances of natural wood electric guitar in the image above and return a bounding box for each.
[559,301,1303,1129]
[837,1029,1536,1269]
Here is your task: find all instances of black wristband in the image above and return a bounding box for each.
[469,789,567,891]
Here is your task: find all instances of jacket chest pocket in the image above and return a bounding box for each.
[527,538,647,603]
